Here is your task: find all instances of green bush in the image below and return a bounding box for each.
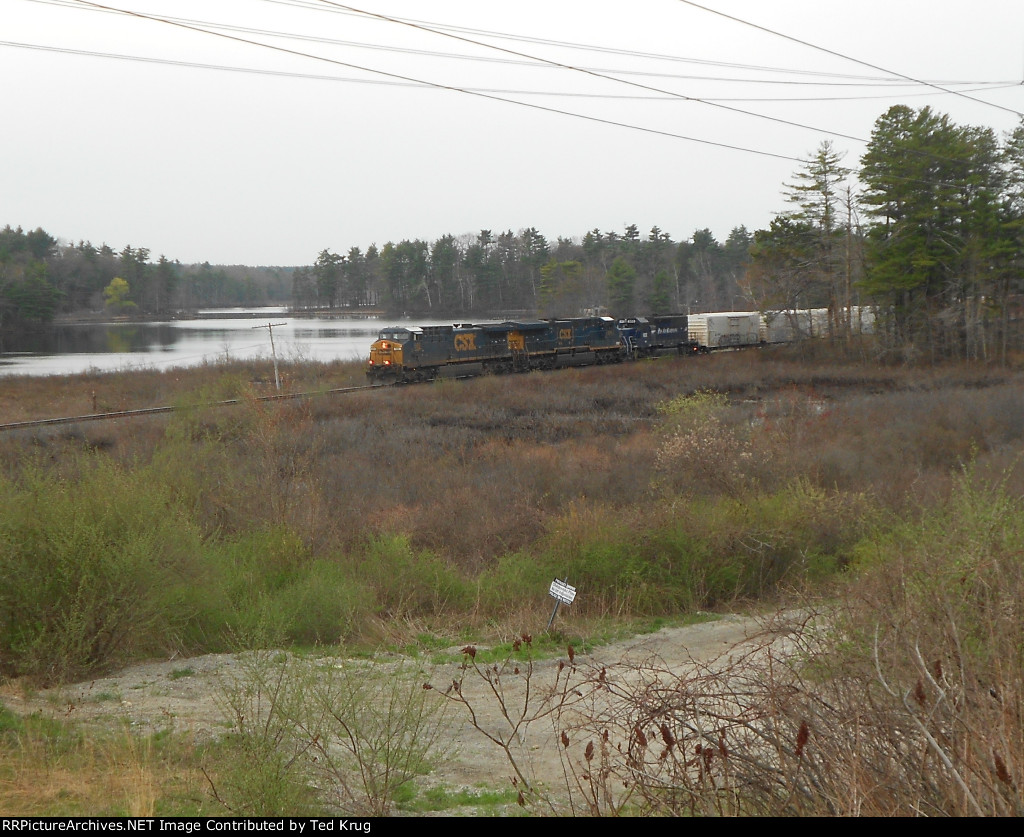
[643,523,742,610]
[0,459,203,683]
[187,529,372,649]
[273,560,370,646]
[483,502,712,617]
[359,535,473,619]
[848,464,1024,661]
[490,482,870,619]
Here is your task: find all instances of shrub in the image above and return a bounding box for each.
[655,390,766,498]
[0,458,203,683]
[188,529,372,649]
[359,535,473,619]
[214,651,450,816]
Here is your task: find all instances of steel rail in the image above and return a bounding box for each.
[0,382,382,433]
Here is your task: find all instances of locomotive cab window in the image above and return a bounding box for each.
[379,329,416,344]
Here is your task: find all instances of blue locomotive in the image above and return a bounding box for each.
[366,316,626,383]
[616,314,701,358]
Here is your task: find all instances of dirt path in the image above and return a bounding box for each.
[424,612,801,793]
[1,611,800,812]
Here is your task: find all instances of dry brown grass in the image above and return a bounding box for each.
[0,359,365,425]
[0,728,208,817]
[3,349,1024,655]
[4,351,1023,567]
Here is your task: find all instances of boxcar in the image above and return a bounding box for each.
[688,312,762,350]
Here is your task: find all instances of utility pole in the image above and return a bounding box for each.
[253,322,287,391]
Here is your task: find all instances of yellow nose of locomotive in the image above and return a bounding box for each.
[367,338,404,378]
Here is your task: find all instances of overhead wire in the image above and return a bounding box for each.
[675,0,1024,119]
[260,0,1011,88]
[5,39,1015,104]
[311,2,1008,182]
[27,0,1008,89]
[312,0,877,147]
[55,0,807,163]
[21,1,1017,185]
[23,1,1021,125]
[166,0,941,82]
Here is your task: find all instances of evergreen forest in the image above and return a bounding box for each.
[4,105,1024,361]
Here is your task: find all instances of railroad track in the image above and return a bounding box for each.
[0,382,383,433]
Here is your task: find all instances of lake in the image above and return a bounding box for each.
[0,311,430,377]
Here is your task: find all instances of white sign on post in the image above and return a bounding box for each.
[549,578,577,604]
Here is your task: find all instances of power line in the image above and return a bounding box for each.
[31,0,1006,88]
[262,0,1002,90]
[6,39,1014,104]
[309,2,1003,179]
[60,0,806,163]
[675,0,1024,119]
[314,1,876,147]
[251,0,947,82]
[30,1,1016,184]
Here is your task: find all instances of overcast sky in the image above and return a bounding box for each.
[3,0,1023,266]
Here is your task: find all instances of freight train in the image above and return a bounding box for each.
[365,308,874,384]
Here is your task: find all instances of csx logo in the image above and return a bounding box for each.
[454,333,477,352]
[559,329,572,341]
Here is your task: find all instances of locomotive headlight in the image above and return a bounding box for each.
[382,342,390,349]
[384,360,391,366]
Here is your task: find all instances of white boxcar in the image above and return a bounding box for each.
[760,310,814,343]
[820,306,877,336]
[688,312,762,349]
[850,305,875,334]
[761,307,876,341]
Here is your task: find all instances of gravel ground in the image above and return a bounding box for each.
[2,611,801,814]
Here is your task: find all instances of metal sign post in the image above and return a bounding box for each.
[547,577,577,631]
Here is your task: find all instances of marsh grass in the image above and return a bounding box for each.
[4,353,1024,678]
[3,350,1024,814]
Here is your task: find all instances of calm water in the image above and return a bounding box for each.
[0,310,426,377]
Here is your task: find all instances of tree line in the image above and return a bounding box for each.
[5,104,1023,362]
[0,231,293,328]
[300,105,1024,361]
[0,222,754,327]
[294,225,753,319]
[747,106,1024,362]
